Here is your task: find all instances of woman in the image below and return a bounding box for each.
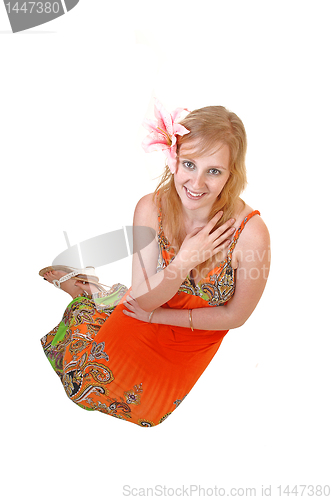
[40,100,270,427]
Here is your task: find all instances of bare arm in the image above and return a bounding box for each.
[131,194,236,312]
[152,216,270,329]
[125,214,270,330]
[130,194,190,311]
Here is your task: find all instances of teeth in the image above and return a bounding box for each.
[186,187,204,197]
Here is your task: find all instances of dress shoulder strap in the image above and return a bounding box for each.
[227,210,261,261]
[157,194,164,237]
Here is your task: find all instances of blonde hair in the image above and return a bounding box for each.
[154,105,248,276]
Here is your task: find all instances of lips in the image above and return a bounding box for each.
[184,186,206,200]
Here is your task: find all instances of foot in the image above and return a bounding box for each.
[43,270,100,299]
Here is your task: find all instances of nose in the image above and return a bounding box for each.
[191,172,205,190]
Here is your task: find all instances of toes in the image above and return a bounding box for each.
[43,270,63,282]
[45,270,66,280]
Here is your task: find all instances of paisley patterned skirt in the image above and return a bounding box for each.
[41,284,227,427]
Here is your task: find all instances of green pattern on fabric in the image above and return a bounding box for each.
[41,284,128,379]
[51,296,84,346]
[94,287,127,308]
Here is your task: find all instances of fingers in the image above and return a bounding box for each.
[208,218,236,255]
[215,236,233,252]
[123,295,135,310]
[186,211,223,237]
[202,211,236,237]
[123,300,135,311]
[212,214,235,233]
[206,211,225,232]
[188,212,231,237]
[211,225,236,244]
[122,307,134,317]
[187,226,204,237]
[207,212,235,243]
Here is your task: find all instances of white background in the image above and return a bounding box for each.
[1,1,331,498]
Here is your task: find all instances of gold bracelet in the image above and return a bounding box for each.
[188,309,194,331]
[148,310,155,323]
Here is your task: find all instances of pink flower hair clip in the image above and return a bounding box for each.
[142,99,190,173]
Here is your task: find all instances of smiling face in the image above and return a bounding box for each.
[173,141,231,218]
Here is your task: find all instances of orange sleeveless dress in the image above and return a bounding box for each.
[41,209,260,427]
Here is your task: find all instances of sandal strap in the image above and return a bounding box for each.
[52,271,81,289]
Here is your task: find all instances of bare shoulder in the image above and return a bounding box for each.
[133,193,159,231]
[234,199,269,240]
[232,199,270,267]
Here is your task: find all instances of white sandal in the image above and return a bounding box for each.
[39,265,108,292]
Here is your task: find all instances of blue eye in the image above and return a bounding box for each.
[183,161,195,169]
[209,168,222,175]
